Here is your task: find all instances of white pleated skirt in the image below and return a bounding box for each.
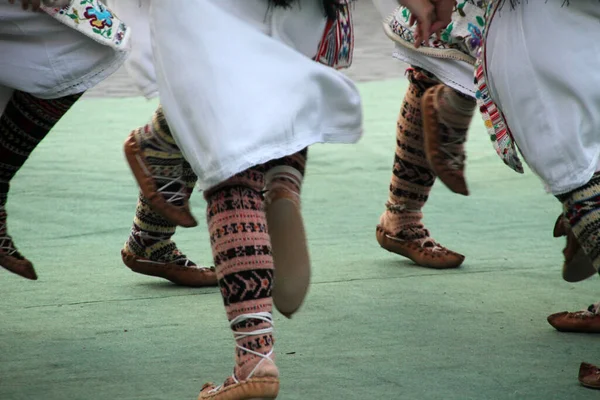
[149,0,363,190]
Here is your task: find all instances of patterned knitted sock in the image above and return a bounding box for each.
[123,193,196,266]
[379,69,438,244]
[558,172,600,271]
[205,167,276,381]
[124,108,198,263]
[132,105,187,206]
[264,148,308,207]
[182,160,198,195]
[0,91,82,258]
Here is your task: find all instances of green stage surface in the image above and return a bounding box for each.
[1,78,597,400]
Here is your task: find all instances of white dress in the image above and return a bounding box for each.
[149,0,363,190]
[484,0,600,195]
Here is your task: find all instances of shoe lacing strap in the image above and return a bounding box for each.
[0,235,17,256]
[209,312,275,394]
[0,206,17,256]
[383,203,445,252]
[133,230,197,268]
[383,232,445,252]
[419,237,445,252]
[155,176,187,206]
[135,134,187,207]
[385,202,419,214]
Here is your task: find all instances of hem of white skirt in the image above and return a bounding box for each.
[34,48,130,99]
[195,127,363,191]
[545,157,600,196]
[142,89,159,100]
[391,50,475,98]
[123,65,159,100]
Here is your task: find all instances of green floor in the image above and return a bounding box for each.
[1,78,598,400]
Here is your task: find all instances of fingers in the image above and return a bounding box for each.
[430,18,451,35]
[415,17,431,48]
[413,15,432,49]
[399,0,444,49]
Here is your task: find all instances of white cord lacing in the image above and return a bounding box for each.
[209,312,275,393]
[383,203,445,251]
[0,206,17,257]
[132,230,200,269]
[135,130,187,207]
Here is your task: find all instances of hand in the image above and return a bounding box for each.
[398,0,436,48]
[401,0,456,48]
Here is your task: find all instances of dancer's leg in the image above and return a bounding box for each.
[0,90,83,280]
[199,166,279,399]
[264,149,309,318]
[123,106,197,227]
[376,68,465,269]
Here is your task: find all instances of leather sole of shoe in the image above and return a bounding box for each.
[266,195,310,319]
[580,382,600,390]
[563,248,597,283]
[0,256,37,280]
[553,214,598,282]
[376,226,464,269]
[198,377,279,399]
[547,312,600,334]
[579,362,600,390]
[123,131,198,228]
[122,250,217,287]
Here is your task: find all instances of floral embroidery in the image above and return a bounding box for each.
[42,0,129,50]
[83,4,114,30]
[440,22,454,42]
[60,8,80,24]
[467,22,482,49]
